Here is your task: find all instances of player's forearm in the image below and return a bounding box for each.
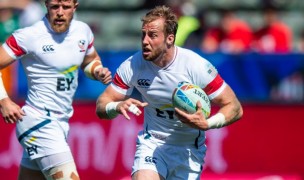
[207,84,243,129]
[96,98,119,120]
[96,98,107,119]
[206,85,243,130]
[218,99,243,126]
[83,59,103,80]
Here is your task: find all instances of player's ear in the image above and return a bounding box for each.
[166,34,175,47]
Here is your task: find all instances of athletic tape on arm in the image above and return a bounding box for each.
[206,113,226,129]
[105,101,121,119]
[84,59,103,80]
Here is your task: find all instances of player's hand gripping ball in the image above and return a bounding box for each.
[172,81,211,118]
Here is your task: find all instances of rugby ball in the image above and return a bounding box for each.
[172,81,211,118]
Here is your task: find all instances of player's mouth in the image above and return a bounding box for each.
[142,48,151,56]
[54,19,66,25]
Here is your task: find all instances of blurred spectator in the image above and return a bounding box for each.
[141,0,167,9]
[252,7,292,53]
[271,71,304,102]
[170,0,200,46]
[201,10,253,54]
[297,29,304,53]
[16,0,45,27]
[0,2,20,97]
[0,0,44,97]
[0,3,19,42]
[183,11,208,50]
[0,0,44,28]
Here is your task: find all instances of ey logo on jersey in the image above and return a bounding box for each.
[57,65,78,91]
[42,45,55,53]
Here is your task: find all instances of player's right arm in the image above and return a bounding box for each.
[96,85,148,121]
[0,44,15,69]
[81,47,112,84]
[0,45,26,123]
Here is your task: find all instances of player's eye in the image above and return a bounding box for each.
[149,32,157,38]
[141,32,147,39]
[63,5,72,10]
[50,5,59,10]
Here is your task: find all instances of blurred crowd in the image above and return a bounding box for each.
[143,0,304,54]
[171,2,301,54]
[0,0,44,38]
[1,0,304,54]
[0,0,303,102]
[0,0,45,96]
[181,7,296,54]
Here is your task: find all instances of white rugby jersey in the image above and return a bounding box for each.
[2,16,95,120]
[112,46,227,146]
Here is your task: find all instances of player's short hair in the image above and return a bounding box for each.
[141,5,178,38]
[45,0,78,3]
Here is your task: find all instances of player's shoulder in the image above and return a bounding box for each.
[123,51,143,65]
[177,46,202,58]
[13,18,46,39]
[71,19,89,27]
[119,51,143,68]
[70,19,91,31]
[176,46,209,64]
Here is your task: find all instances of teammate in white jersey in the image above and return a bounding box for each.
[0,0,112,179]
[96,5,243,180]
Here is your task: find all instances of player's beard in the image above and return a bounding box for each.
[51,20,71,33]
[48,13,74,33]
[143,44,166,62]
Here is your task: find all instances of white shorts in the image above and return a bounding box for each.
[21,151,74,171]
[16,105,71,160]
[131,131,206,180]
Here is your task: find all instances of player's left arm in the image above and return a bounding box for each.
[209,84,243,128]
[81,50,112,84]
[175,84,243,130]
[96,84,148,120]
[0,45,26,123]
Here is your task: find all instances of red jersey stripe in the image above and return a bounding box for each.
[203,74,224,95]
[88,38,94,49]
[113,73,129,90]
[5,35,26,57]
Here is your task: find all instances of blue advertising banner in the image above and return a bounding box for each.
[17,51,304,103]
[199,52,304,103]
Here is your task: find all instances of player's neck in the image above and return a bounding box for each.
[153,46,176,68]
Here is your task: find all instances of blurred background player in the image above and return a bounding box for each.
[183,11,209,50]
[96,5,243,180]
[252,6,293,53]
[0,0,44,99]
[0,1,19,97]
[0,0,111,179]
[0,0,45,28]
[201,10,253,54]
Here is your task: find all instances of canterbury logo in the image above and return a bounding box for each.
[144,156,157,164]
[42,45,54,52]
[137,79,151,87]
